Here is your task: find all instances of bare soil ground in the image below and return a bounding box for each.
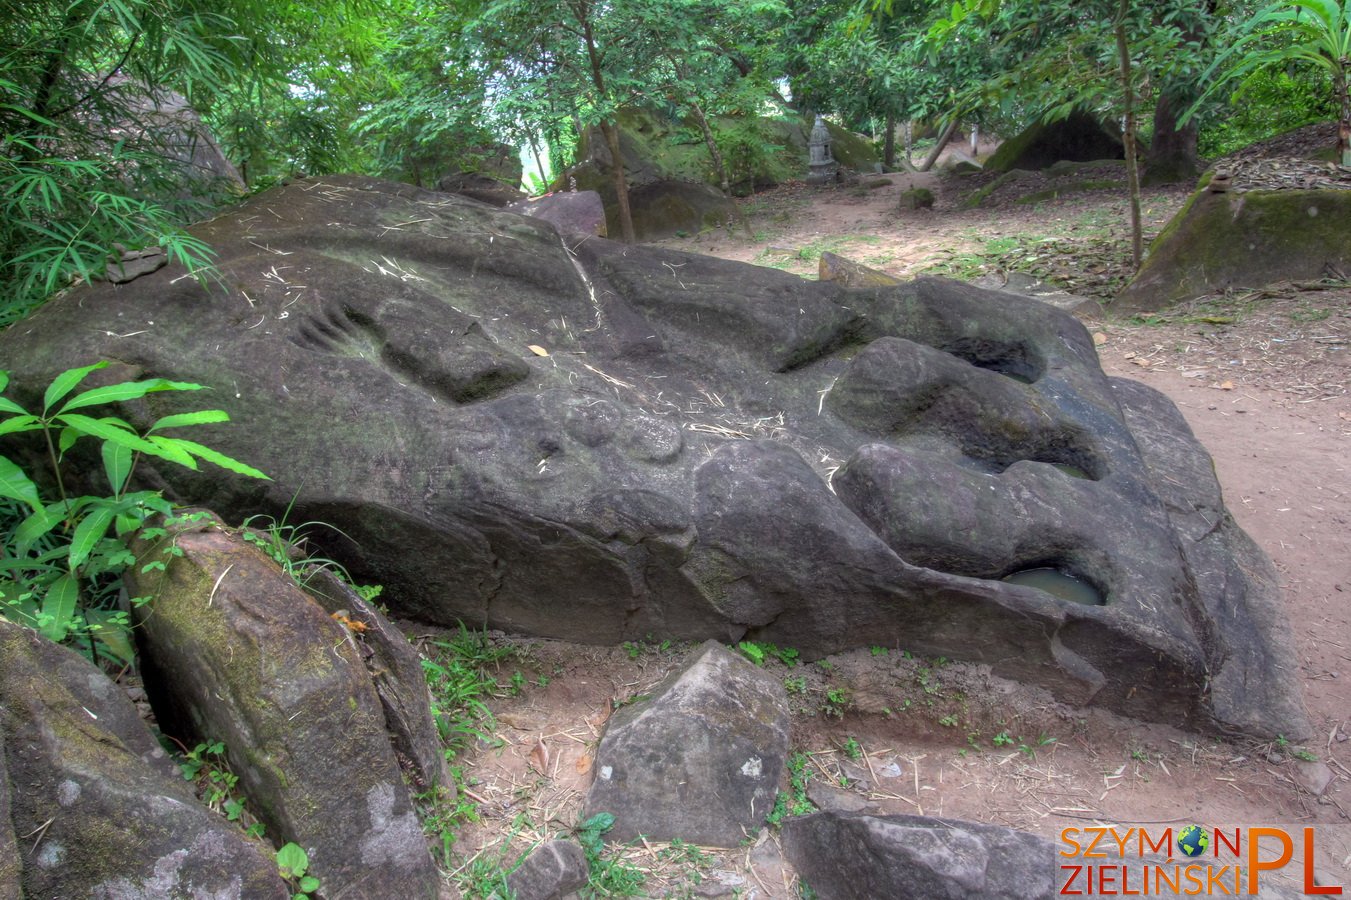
[436,150,1350,897]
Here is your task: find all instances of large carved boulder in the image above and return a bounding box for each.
[0,174,1307,739]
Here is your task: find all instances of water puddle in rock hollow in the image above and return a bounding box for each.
[1001,567,1105,605]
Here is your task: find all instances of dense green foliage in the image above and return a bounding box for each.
[2,0,1345,322]
[0,362,267,662]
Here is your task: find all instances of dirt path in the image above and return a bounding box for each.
[439,171,1350,897]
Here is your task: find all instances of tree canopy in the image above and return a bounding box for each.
[2,0,1347,322]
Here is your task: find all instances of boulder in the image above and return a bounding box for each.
[783,812,1056,899]
[899,187,934,210]
[0,745,19,900]
[505,840,590,900]
[778,810,1313,891]
[985,110,1124,173]
[583,641,790,846]
[506,190,608,237]
[1116,181,1351,311]
[438,171,527,207]
[104,75,245,200]
[0,173,1308,739]
[300,566,452,793]
[782,813,1312,899]
[124,515,441,899]
[0,619,287,899]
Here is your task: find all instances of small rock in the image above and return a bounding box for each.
[807,781,872,814]
[505,840,589,900]
[899,187,934,210]
[1292,759,1335,796]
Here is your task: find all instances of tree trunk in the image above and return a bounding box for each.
[527,132,548,191]
[884,113,896,170]
[599,120,636,243]
[1144,92,1200,186]
[1115,0,1144,269]
[916,119,959,172]
[688,100,730,196]
[1338,61,1351,167]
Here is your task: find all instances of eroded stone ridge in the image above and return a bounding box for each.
[0,175,1306,738]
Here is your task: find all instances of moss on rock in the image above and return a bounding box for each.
[1117,186,1351,311]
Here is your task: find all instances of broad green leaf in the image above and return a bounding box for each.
[0,414,41,436]
[14,500,72,554]
[172,440,270,480]
[68,505,116,570]
[148,409,231,431]
[59,378,206,414]
[39,573,79,643]
[58,425,82,457]
[0,390,28,414]
[53,414,161,456]
[43,361,109,414]
[102,441,134,495]
[144,435,201,469]
[0,455,41,510]
[0,371,7,393]
[276,843,309,879]
[84,609,136,663]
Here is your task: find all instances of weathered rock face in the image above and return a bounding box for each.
[0,620,288,899]
[0,174,1307,739]
[1117,181,1351,311]
[782,813,1315,900]
[505,840,590,900]
[783,812,1057,899]
[124,516,441,899]
[506,190,607,237]
[985,110,1125,173]
[583,641,790,846]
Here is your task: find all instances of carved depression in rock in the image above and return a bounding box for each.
[0,175,1307,739]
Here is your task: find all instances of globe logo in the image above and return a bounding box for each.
[1177,825,1209,858]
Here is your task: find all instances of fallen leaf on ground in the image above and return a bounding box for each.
[527,344,549,357]
[529,739,550,774]
[1092,332,1108,346]
[1132,358,1153,368]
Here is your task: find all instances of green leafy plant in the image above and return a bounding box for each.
[765,751,817,829]
[420,624,517,758]
[276,842,321,898]
[0,362,266,660]
[737,640,767,666]
[842,736,863,759]
[575,812,646,897]
[416,771,481,869]
[992,730,1014,747]
[1188,0,1351,165]
[178,739,264,837]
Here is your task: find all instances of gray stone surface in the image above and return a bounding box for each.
[0,173,1307,738]
[507,190,607,237]
[782,813,1314,900]
[583,641,790,846]
[505,840,590,900]
[0,619,287,899]
[302,565,451,794]
[124,516,440,899]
